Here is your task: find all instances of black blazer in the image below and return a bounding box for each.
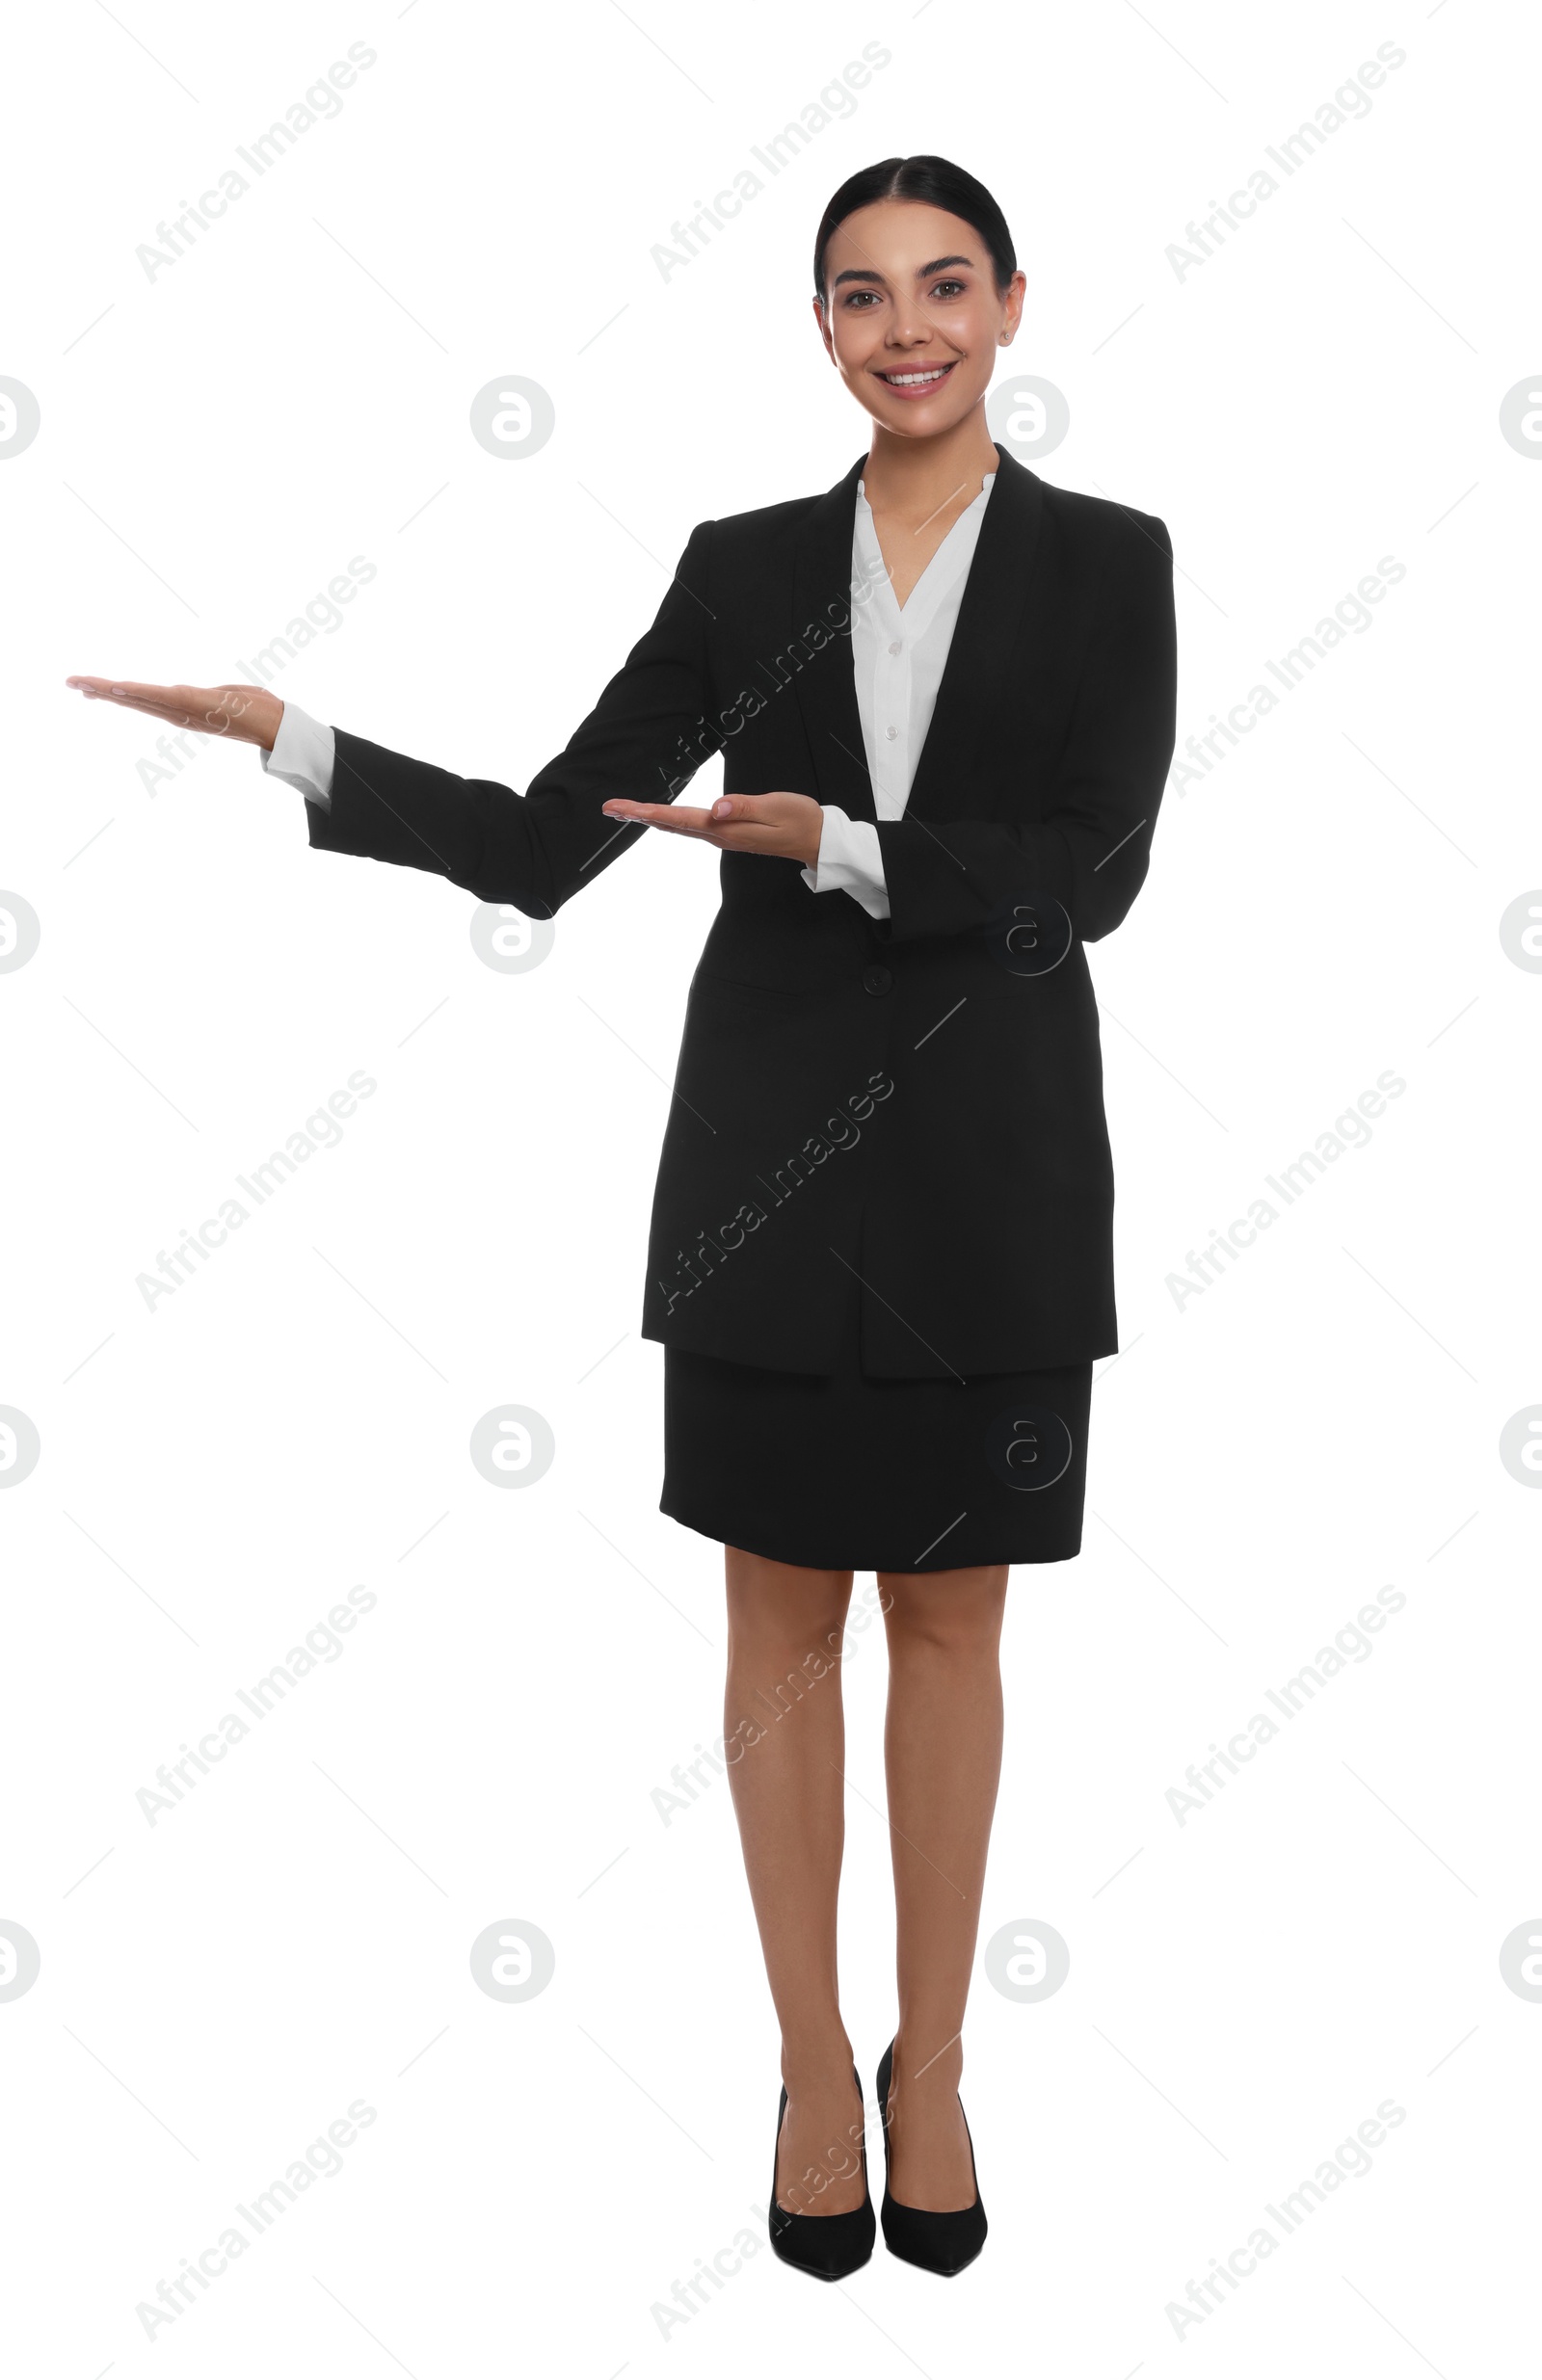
[306,444,1177,1378]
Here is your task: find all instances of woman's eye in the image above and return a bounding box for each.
[842,290,878,307]
[929,279,966,299]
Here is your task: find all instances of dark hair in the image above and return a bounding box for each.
[812,155,1016,304]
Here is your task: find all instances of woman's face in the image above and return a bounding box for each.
[815,198,1024,439]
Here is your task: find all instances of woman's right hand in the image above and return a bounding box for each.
[66,677,283,751]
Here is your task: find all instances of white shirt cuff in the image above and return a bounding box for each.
[799,806,891,919]
[260,700,336,809]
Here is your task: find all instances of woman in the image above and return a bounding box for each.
[69,154,1176,2281]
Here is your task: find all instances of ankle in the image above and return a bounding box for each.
[889,2030,964,2102]
[780,2032,856,2092]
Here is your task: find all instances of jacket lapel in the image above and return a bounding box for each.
[787,443,1046,831]
[787,449,873,819]
[903,447,1044,827]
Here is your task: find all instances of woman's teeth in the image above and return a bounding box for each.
[881,364,955,386]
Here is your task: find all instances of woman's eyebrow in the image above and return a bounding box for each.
[830,252,976,289]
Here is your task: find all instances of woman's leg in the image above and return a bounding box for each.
[723,1545,865,2217]
[879,1562,1009,2210]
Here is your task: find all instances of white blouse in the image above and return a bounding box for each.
[261,469,997,922]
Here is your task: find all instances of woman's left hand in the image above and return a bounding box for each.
[601,789,823,868]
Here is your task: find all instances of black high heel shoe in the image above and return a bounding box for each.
[768,2065,876,2281]
[875,2038,988,2275]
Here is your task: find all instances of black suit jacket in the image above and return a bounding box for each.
[306,444,1177,1377]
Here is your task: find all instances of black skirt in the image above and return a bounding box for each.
[660,1283,1092,1573]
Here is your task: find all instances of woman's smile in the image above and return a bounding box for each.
[873,358,960,398]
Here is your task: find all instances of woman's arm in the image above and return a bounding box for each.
[69,520,726,917]
[871,514,1177,946]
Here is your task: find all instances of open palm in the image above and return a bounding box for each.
[602,789,824,867]
[66,676,282,749]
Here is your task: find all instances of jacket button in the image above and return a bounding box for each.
[862,963,892,996]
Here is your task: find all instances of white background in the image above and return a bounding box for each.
[3,0,1538,2371]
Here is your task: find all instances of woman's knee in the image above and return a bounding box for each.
[724,1549,854,1671]
[880,1565,1008,1657]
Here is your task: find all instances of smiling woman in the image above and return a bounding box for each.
[67,149,1176,2300]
